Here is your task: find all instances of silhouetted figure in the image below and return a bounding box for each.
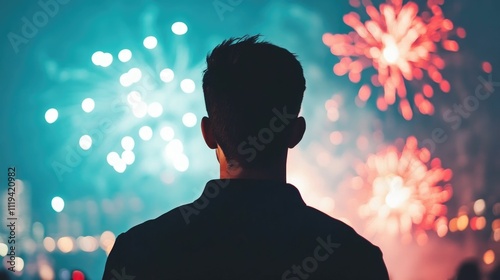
[490,264,500,280]
[102,35,389,279]
[455,259,481,280]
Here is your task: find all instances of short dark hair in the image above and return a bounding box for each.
[202,34,306,168]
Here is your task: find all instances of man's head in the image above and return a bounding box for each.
[201,34,306,171]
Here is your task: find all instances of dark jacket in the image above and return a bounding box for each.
[103,179,389,279]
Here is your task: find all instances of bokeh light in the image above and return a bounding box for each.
[173,153,189,172]
[122,150,135,165]
[14,257,24,271]
[127,90,142,105]
[79,135,92,150]
[45,108,58,124]
[120,68,142,87]
[73,270,85,280]
[182,112,197,127]
[100,231,116,254]
[483,250,495,265]
[0,243,7,256]
[43,237,56,252]
[143,36,158,49]
[106,152,120,166]
[473,199,486,215]
[77,236,99,252]
[329,131,343,145]
[147,102,163,118]
[113,160,126,173]
[139,126,153,141]
[81,98,95,113]
[172,22,188,35]
[160,126,175,141]
[165,139,184,156]
[457,215,469,231]
[121,136,135,151]
[132,102,148,118]
[118,49,132,62]
[51,196,65,212]
[180,79,195,93]
[91,51,113,67]
[57,236,74,253]
[39,264,54,280]
[160,68,175,83]
[470,216,486,231]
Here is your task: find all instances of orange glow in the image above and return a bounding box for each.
[358,85,371,101]
[440,80,450,93]
[484,250,495,265]
[436,223,448,237]
[400,99,413,120]
[435,217,448,237]
[423,84,434,98]
[376,96,388,111]
[443,40,459,51]
[43,237,56,252]
[323,0,461,120]
[100,231,116,255]
[475,216,486,230]
[457,215,469,231]
[493,219,500,231]
[442,169,453,181]
[471,217,478,230]
[57,237,74,253]
[449,217,458,232]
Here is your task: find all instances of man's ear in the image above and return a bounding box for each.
[287,117,305,149]
[201,117,218,149]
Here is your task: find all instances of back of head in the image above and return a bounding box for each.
[202,35,306,168]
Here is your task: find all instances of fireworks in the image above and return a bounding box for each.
[323,0,465,120]
[353,136,453,243]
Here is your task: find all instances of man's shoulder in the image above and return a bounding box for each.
[302,205,374,246]
[305,206,388,277]
[116,203,190,245]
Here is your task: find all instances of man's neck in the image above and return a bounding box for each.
[219,163,287,183]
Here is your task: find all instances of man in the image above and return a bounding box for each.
[102,35,389,279]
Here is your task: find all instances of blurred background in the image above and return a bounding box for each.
[1,0,499,279]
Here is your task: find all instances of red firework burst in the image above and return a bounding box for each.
[322,0,465,120]
[353,136,453,244]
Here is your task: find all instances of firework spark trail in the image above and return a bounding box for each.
[323,0,465,120]
[354,136,453,244]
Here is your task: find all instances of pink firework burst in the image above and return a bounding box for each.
[353,136,453,244]
[322,0,465,120]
